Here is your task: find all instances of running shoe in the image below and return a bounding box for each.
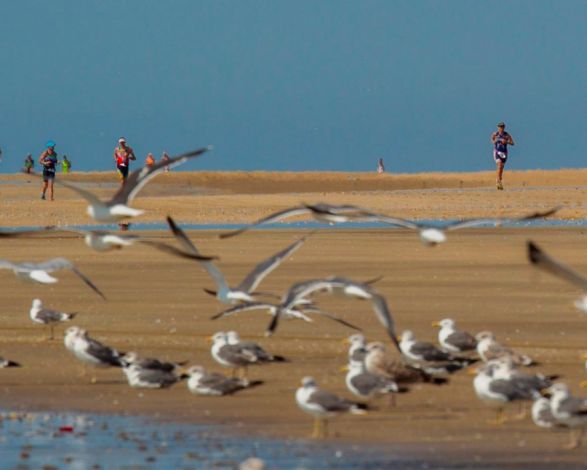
[41,193,46,200]
[496,181,504,190]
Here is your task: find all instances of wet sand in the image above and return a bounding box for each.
[1,170,587,465]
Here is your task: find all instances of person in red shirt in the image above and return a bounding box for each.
[113,137,136,186]
[145,152,155,167]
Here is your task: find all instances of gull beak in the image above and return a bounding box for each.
[340,365,349,372]
[206,336,214,344]
[431,321,440,328]
[581,380,587,389]
[581,353,587,361]
[396,336,402,342]
[467,367,478,376]
[341,338,351,345]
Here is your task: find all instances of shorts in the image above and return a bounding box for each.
[117,165,129,179]
[493,151,508,164]
[42,169,55,181]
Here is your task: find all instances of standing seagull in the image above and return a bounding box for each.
[527,241,587,313]
[55,147,210,222]
[432,318,478,353]
[29,299,77,340]
[210,332,262,382]
[532,397,560,429]
[343,334,368,363]
[295,376,367,438]
[475,331,534,366]
[0,357,21,368]
[0,258,106,299]
[344,359,401,404]
[399,330,459,363]
[226,331,286,363]
[122,363,187,389]
[167,216,308,303]
[548,383,587,449]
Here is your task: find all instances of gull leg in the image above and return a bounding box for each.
[311,418,320,438]
[512,402,527,421]
[242,366,250,386]
[488,408,506,425]
[564,429,579,450]
[49,324,54,341]
[323,419,329,438]
[387,393,396,408]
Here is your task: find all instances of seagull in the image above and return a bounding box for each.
[225,331,286,363]
[527,241,587,314]
[218,203,380,239]
[471,361,540,425]
[344,358,402,404]
[372,208,559,246]
[432,318,478,353]
[122,363,187,389]
[475,331,534,366]
[120,351,187,373]
[29,298,77,340]
[186,365,262,396]
[399,330,461,363]
[343,334,368,363]
[64,327,124,380]
[55,147,210,222]
[0,357,21,368]
[295,376,367,438]
[1,226,219,261]
[214,277,397,350]
[0,257,106,299]
[167,216,307,303]
[548,383,587,449]
[532,397,560,429]
[364,342,448,386]
[210,331,264,382]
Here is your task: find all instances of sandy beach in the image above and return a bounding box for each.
[1,170,587,465]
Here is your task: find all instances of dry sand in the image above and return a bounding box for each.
[1,170,587,465]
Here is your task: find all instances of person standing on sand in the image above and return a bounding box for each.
[61,155,71,173]
[377,158,385,174]
[491,122,515,190]
[161,151,171,172]
[39,141,59,200]
[113,137,136,186]
[23,154,34,174]
[145,152,155,167]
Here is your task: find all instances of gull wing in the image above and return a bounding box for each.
[210,302,276,320]
[445,330,477,350]
[219,206,312,239]
[308,389,355,412]
[527,241,587,291]
[29,270,58,283]
[0,260,18,270]
[110,147,210,205]
[237,234,309,293]
[86,339,123,366]
[301,307,363,332]
[69,265,107,300]
[447,207,560,232]
[54,179,105,206]
[166,216,228,291]
[369,215,421,230]
[138,240,218,261]
[0,226,59,238]
[370,294,401,352]
[33,257,74,272]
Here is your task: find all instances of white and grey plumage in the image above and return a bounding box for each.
[345,359,400,401]
[344,334,368,363]
[472,361,540,424]
[493,357,557,393]
[226,331,286,363]
[219,203,379,239]
[210,332,263,382]
[399,330,457,363]
[29,299,77,339]
[296,376,367,438]
[167,216,307,304]
[475,331,534,366]
[433,318,477,353]
[528,241,587,314]
[120,351,186,373]
[122,363,186,389]
[532,397,561,429]
[364,342,448,386]
[186,365,259,396]
[0,357,21,368]
[212,277,395,350]
[0,257,106,299]
[55,147,210,222]
[548,383,587,448]
[64,326,124,369]
[372,208,559,246]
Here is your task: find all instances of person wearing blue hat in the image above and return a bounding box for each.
[39,140,60,200]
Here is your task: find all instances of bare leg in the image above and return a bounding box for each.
[41,181,48,199]
[49,181,54,200]
[496,162,504,189]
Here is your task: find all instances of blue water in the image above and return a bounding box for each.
[0,411,411,469]
[3,219,587,233]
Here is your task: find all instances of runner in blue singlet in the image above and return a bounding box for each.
[39,140,60,200]
[490,122,515,190]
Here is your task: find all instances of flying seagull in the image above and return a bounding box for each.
[29,298,77,340]
[166,216,308,303]
[0,257,106,299]
[528,240,587,313]
[55,146,211,222]
[0,226,217,260]
[219,203,380,239]
[367,207,560,246]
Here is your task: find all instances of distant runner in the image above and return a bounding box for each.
[161,151,171,172]
[39,140,59,200]
[377,158,385,174]
[23,154,34,174]
[491,122,515,190]
[113,137,136,186]
[145,152,155,167]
